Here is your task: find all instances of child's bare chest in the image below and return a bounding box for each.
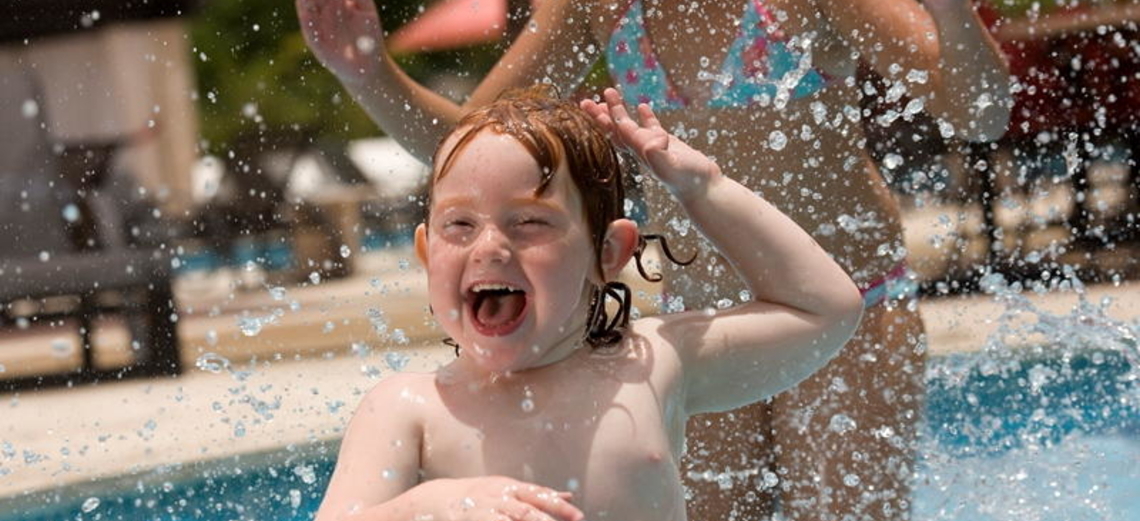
[420,355,687,519]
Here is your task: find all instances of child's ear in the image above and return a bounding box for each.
[414,223,429,266]
[600,218,639,281]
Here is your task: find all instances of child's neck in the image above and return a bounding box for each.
[459,314,592,382]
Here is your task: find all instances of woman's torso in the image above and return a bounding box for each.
[582,0,907,285]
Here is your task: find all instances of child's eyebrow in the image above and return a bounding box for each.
[432,196,562,212]
[432,196,475,212]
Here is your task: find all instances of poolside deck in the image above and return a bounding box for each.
[2,204,1139,504]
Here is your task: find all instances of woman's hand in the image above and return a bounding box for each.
[581,88,722,202]
[295,0,385,86]
[405,476,584,521]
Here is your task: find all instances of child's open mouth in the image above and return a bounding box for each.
[467,283,528,336]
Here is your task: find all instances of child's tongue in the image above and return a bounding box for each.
[475,290,526,327]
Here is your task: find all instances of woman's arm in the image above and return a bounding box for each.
[583,90,864,415]
[814,0,1012,142]
[296,0,600,162]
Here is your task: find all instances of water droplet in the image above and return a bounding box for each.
[385,351,409,372]
[828,413,857,434]
[288,489,301,508]
[269,286,287,300]
[351,342,372,357]
[360,365,382,379]
[767,130,787,151]
[355,35,376,54]
[761,470,779,489]
[21,99,39,119]
[233,421,246,438]
[882,153,904,170]
[38,251,50,262]
[391,329,409,345]
[61,204,80,223]
[843,473,861,487]
[974,92,993,111]
[309,271,322,285]
[238,316,263,337]
[340,245,352,258]
[367,308,388,335]
[381,468,397,480]
[520,398,535,413]
[50,339,73,358]
[195,352,231,374]
[81,497,100,513]
[904,97,924,116]
[294,464,317,484]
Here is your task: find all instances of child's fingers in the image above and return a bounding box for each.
[495,503,559,521]
[579,99,615,133]
[602,88,636,128]
[513,487,584,521]
[636,103,663,131]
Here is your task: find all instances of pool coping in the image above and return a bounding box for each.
[1,267,1137,504]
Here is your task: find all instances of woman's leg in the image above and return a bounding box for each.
[771,302,926,521]
[683,401,779,520]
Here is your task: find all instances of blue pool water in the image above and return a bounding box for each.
[2,350,1136,521]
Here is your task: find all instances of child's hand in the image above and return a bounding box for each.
[410,476,584,521]
[295,0,385,85]
[581,88,721,201]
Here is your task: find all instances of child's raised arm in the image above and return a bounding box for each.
[316,374,583,521]
[582,89,864,415]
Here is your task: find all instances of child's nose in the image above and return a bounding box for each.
[471,226,512,264]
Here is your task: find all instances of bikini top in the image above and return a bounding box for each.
[605,0,831,110]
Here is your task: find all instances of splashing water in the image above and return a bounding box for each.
[916,269,1139,521]
[195,352,231,374]
[80,497,100,513]
[384,351,409,372]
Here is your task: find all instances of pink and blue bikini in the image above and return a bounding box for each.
[604,0,830,110]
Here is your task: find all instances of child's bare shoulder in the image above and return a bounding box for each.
[355,371,439,425]
[618,317,687,379]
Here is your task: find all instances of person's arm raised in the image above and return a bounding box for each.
[582,89,864,415]
[815,0,1012,142]
[296,0,599,163]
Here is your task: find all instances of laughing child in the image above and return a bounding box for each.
[315,86,863,521]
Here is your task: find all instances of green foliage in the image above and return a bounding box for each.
[188,0,506,154]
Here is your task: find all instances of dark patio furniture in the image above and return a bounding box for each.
[1,61,181,391]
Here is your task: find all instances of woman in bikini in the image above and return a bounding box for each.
[295,0,1010,519]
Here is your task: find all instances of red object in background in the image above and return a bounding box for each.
[388,0,509,54]
[992,3,1140,139]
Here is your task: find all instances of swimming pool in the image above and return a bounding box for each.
[2,346,1134,521]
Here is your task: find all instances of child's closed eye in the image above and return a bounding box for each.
[514,216,550,227]
[443,219,475,229]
